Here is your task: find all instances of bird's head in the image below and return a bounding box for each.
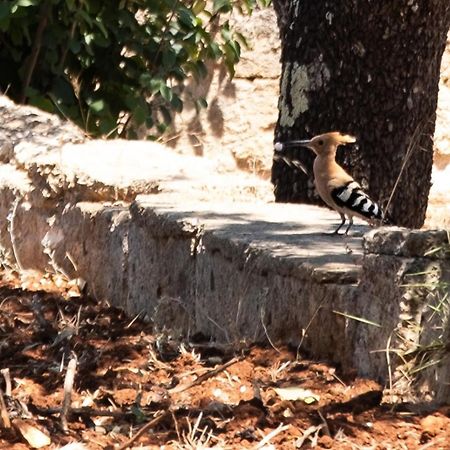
[274,131,356,156]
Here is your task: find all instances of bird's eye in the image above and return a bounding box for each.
[318,140,324,146]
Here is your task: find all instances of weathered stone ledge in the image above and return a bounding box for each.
[0,95,449,402]
[1,174,449,401]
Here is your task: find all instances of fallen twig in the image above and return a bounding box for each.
[419,438,446,450]
[31,405,130,418]
[1,368,12,397]
[61,353,77,432]
[125,310,145,329]
[254,423,290,449]
[113,411,169,450]
[329,369,347,387]
[171,409,181,441]
[317,409,331,436]
[169,356,243,394]
[296,424,323,448]
[7,197,24,271]
[0,388,11,428]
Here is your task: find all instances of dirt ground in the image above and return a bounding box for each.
[0,271,449,450]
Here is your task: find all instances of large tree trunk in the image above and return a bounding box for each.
[271,1,450,228]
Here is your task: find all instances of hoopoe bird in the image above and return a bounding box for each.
[274,131,383,235]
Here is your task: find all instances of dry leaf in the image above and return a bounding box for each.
[273,387,320,404]
[57,444,90,450]
[67,287,81,297]
[282,408,294,418]
[14,419,51,448]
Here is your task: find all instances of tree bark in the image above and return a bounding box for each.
[271,0,450,228]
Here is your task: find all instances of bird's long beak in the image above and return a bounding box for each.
[274,140,312,152]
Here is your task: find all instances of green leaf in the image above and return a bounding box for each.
[124,95,139,110]
[149,78,163,94]
[98,116,116,135]
[178,8,196,29]
[195,97,208,109]
[221,26,232,42]
[15,0,39,7]
[51,77,76,105]
[145,116,154,128]
[76,9,93,27]
[159,105,172,125]
[84,33,95,46]
[213,0,232,13]
[69,39,81,54]
[88,99,106,113]
[132,104,147,125]
[94,16,108,38]
[207,42,222,58]
[227,39,241,58]
[235,31,249,49]
[157,122,169,133]
[170,93,183,112]
[159,84,173,102]
[194,60,207,78]
[65,0,76,12]
[0,0,267,138]
[192,0,206,15]
[162,49,176,69]
[224,59,235,78]
[0,3,10,21]
[28,95,54,113]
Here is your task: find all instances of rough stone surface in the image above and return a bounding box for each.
[0,95,83,148]
[34,196,367,369]
[364,228,450,258]
[165,8,281,177]
[435,33,450,166]
[357,250,450,400]
[428,31,450,229]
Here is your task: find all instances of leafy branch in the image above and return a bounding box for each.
[0,0,271,138]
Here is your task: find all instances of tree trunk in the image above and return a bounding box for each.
[271,1,450,228]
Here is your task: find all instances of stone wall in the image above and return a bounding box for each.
[166,8,281,178]
[362,229,450,401]
[430,33,450,228]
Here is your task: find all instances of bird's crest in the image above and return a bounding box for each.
[327,132,357,144]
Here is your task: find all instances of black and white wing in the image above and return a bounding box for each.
[331,181,382,221]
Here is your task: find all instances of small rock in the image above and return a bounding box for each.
[318,434,334,448]
[0,142,14,163]
[420,414,447,437]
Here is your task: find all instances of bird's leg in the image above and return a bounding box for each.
[333,213,346,234]
[344,216,354,235]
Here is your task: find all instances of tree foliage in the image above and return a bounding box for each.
[0,0,269,138]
